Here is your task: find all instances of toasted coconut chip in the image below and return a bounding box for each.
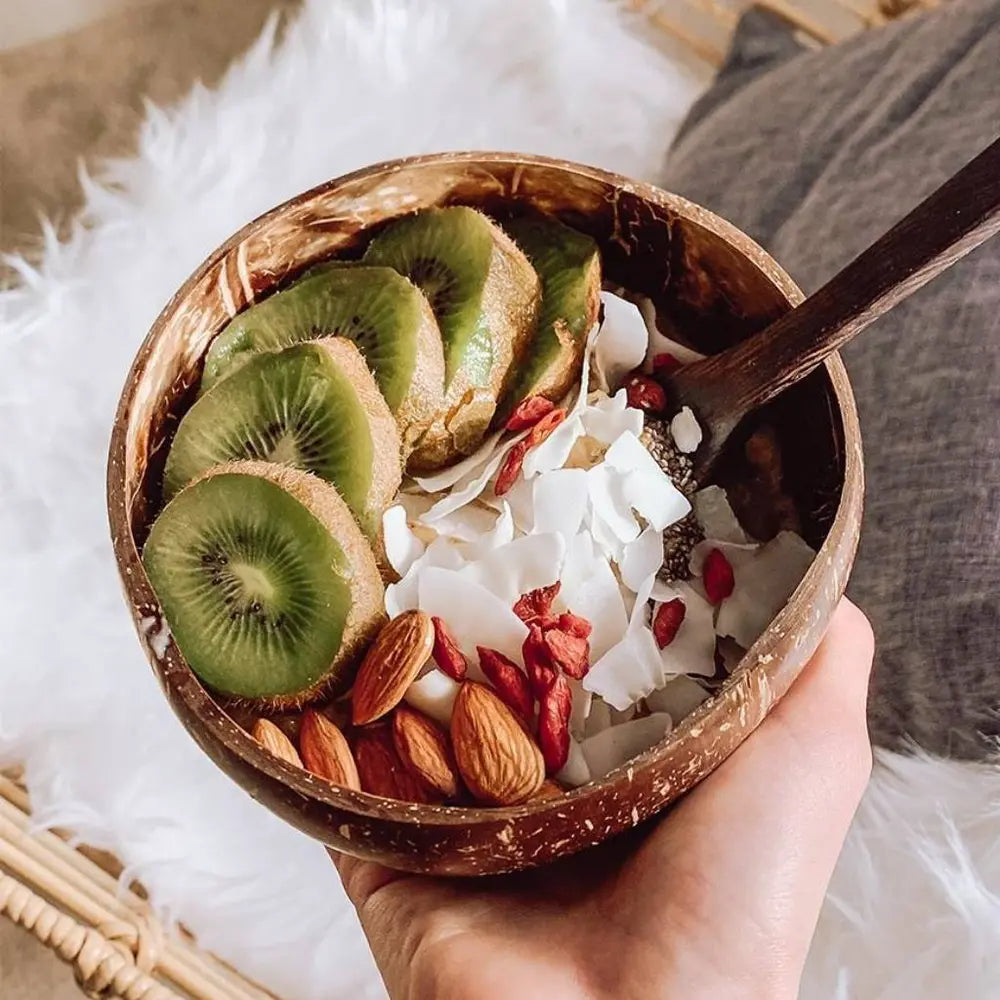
[522,415,584,478]
[595,293,648,392]
[651,581,717,678]
[532,468,588,542]
[581,712,672,780]
[404,669,462,726]
[413,430,504,493]
[559,533,628,662]
[620,526,664,592]
[715,531,816,648]
[568,677,593,740]
[605,430,691,530]
[693,486,749,544]
[644,675,710,722]
[670,406,703,454]
[463,533,566,605]
[557,738,592,788]
[382,504,425,577]
[581,389,643,445]
[385,537,468,617]
[636,296,706,371]
[418,566,528,662]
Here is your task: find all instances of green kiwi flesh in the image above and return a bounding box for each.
[501,217,601,416]
[142,463,386,705]
[365,206,539,469]
[164,340,401,538]
[199,266,445,451]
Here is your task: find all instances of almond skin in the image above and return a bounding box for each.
[354,725,436,803]
[393,705,461,799]
[450,682,544,806]
[252,718,303,768]
[352,610,435,725]
[528,779,566,802]
[299,709,360,790]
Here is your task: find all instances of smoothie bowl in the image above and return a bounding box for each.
[108,152,862,876]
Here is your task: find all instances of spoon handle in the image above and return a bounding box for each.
[674,135,1000,442]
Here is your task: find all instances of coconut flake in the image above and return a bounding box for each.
[557,738,592,788]
[385,537,467,617]
[645,675,710,721]
[652,581,717,678]
[559,533,628,661]
[531,468,588,541]
[605,430,691,530]
[581,712,672,780]
[586,463,640,545]
[461,501,514,559]
[595,293,649,391]
[567,677,592,740]
[620,526,664,592]
[584,697,613,738]
[412,430,504,493]
[581,389,643,445]
[636,296,706,370]
[404,670,461,726]
[417,567,528,661]
[382,504,425,577]
[521,415,584,478]
[689,538,759,578]
[583,624,664,710]
[462,532,566,605]
[427,502,503,544]
[715,531,816,648]
[421,431,527,523]
[693,486,748,544]
[670,406,703,454]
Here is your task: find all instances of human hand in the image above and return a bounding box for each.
[335,599,874,1000]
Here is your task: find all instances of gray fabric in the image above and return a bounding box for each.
[662,1,1000,758]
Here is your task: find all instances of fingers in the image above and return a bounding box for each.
[628,598,874,996]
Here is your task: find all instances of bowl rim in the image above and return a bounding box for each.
[108,150,863,830]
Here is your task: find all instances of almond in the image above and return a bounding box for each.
[450,682,544,806]
[299,709,360,790]
[252,718,303,768]
[354,725,435,803]
[392,705,461,799]
[352,610,435,725]
[528,779,566,802]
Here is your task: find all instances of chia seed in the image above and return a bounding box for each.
[640,420,704,581]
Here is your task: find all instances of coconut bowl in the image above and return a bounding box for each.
[108,152,863,876]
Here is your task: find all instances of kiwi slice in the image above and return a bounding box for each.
[500,217,601,417]
[200,266,445,452]
[165,339,401,537]
[142,461,386,706]
[364,206,540,469]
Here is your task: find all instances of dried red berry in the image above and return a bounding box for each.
[512,582,561,625]
[556,612,592,640]
[504,395,556,432]
[623,373,668,415]
[652,352,681,374]
[431,616,467,681]
[537,675,572,775]
[525,407,567,448]
[476,646,534,720]
[522,624,558,698]
[703,548,735,604]
[544,629,590,680]
[652,598,686,649]
[494,441,528,496]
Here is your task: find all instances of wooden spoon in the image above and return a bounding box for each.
[668,135,1000,484]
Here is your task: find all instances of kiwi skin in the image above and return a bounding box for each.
[191,460,386,711]
[402,211,540,470]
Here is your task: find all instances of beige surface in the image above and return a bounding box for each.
[0,2,294,995]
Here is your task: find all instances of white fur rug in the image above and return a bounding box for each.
[1,2,997,998]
